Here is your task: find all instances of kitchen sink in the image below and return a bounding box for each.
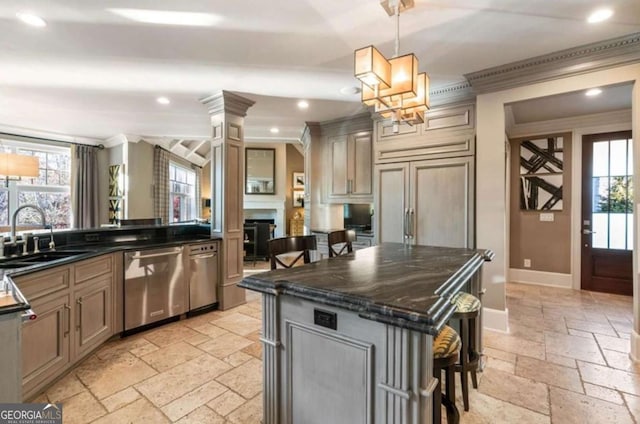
[18,250,92,263]
[0,262,34,269]
[0,250,93,268]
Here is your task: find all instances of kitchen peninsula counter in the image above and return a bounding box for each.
[240,243,493,424]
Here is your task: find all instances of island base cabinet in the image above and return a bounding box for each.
[261,294,435,424]
[22,294,71,400]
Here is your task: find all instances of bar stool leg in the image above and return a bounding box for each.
[460,317,470,411]
[445,366,460,424]
[433,368,442,424]
[469,316,478,389]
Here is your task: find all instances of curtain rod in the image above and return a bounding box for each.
[0,132,105,149]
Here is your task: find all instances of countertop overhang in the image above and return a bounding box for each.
[239,243,493,335]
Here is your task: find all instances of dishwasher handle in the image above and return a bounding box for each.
[128,248,181,260]
[190,253,216,260]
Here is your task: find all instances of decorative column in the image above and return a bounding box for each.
[201,91,255,310]
[631,76,640,361]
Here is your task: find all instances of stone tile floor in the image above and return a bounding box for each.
[33,274,640,423]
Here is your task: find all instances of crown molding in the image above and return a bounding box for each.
[465,32,640,94]
[429,81,475,106]
[200,90,256,117]
[103,133,129,148]
[318,112,373,137]
[0,124,103,145]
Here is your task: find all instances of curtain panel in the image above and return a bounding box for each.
[153,146,171,224]
[71,144,100,229]
[194,165,202,218]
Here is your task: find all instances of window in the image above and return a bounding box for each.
[0,141,71,229]
[169,162,196,222]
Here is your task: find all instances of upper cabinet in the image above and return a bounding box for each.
[327,131,373,202]
[375,103,475,163]
[321,113,374,204]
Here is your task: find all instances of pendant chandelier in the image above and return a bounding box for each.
[354,0,429,129]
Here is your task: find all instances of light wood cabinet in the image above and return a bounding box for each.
[327,131,373,202]
[376,156,474,248]
[21,293,71,399]
[74,273,113,359]
[374,103,475,163]
[373,102,476,249]
[14,253,116,400]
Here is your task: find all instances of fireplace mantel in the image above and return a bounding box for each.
[244,199,285,238]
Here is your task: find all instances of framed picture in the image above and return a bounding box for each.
[293,172,305,189]
[293,190,304,208]
[519,136,564,210]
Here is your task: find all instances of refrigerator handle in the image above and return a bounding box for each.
[409,208,415,239]
[403,208,409,239]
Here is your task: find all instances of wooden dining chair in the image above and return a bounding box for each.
[328,229,356,258]
[268,235,318,270]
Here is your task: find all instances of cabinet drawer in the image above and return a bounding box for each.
[75,254,113,285]
[13,267,71,301]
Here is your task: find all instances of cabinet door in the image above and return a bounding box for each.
[22,294,71,399]
[351,132,373,196]
[328,135,349,197]
[375,163,410,243]
[74,274,113,359]
[410,156,474,248]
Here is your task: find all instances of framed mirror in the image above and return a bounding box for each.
[245,148,275,194]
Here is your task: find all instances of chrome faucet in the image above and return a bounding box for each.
[11,204,47,245]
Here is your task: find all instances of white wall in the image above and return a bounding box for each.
[126,140,155,219]
[244,142,287,237]
[476,63,640,333]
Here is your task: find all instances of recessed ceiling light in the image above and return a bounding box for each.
[585,88,602,97]
[297,100,309,109]
[340,86,361,95]
[157,96,171,105]
[270,127,279,134]
[108,9,222,27]
[587,8,613,23]
[16,12,47,27]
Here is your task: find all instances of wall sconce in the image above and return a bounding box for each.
[0,153,39,187]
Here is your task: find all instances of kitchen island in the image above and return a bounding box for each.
[239,243,493,424]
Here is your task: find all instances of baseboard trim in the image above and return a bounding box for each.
[509,268,572,288]
[630,330,640,363]
[483,307,509,333]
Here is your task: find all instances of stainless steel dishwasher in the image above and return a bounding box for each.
[124,246,186,331]
[188,241,219,312]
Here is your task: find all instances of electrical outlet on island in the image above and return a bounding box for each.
[524,259,531,268]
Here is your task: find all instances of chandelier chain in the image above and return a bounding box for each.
[394,2,400,58]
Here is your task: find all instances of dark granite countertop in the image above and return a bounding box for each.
[0,224,220,317]
[239,243,493,335]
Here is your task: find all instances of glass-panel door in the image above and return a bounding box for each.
[582,131,633,295]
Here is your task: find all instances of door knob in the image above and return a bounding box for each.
[582,229,596,235]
